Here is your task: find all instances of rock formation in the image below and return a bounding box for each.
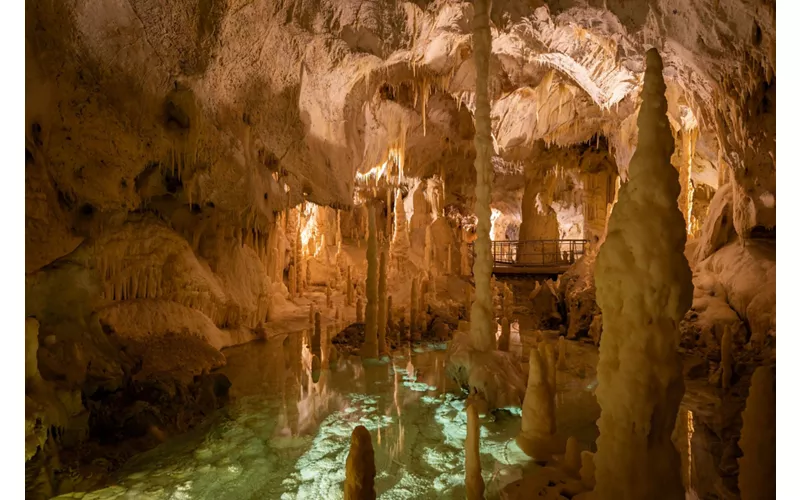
[465,404,485,500]
[362,205,379,359]
[517,348,558,461]
[344,425,376,500]
[593,49,693,500]
[498,317,510,352]
[378,249,388,355]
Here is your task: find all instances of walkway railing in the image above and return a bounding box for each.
[468,239,589,271]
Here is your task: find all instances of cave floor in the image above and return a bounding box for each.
[53,326,604,500]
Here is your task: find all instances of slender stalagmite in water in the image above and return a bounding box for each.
[465,404,485,500]
[593,48,693,500]
[344,425,376,500]
[362,204,379,358]
[378,249,388,354]
[469,0,495,352]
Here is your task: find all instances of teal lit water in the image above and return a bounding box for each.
[53,329,601,500]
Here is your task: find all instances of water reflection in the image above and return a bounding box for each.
[56,327,604,500]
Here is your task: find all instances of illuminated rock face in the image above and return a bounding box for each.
[344,425,376,500]
[593,49,693,500]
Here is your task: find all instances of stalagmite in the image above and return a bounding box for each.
[362,204,379,359]
[356,298,363,323]
[498,317,510,351]
[737,365,776,500]
[344,425,376,500]
[593,48,693,500]
[378,249,388,355]
[563,436,582,477]
[288,265,296,298]
[557,336,568,370]
[326,284,333,308]
[517,348,557,460]
[580,451,596,489]
[313,312,322,354]
[721,325,733,391]
[410,279,419,341]
[465,404,485,500]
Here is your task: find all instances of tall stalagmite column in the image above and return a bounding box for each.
[362,204,379,358]
[469,0,495,352]
[378,249,388,354]
[593,48,693,500]
[465,404,485,500]
[344,425,376,500]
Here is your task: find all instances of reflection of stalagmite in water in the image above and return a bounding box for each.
[738,365,776,500]
[378,249,388,354]
[465,404,485,500]
[313,312,322,354]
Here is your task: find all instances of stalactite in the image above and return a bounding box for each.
[362,204,379,358]
[378,249,388,355]
[310,313,321,357]
[465,404,485,500]
[593,48,693,500]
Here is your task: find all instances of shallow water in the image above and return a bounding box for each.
[54,328,602,500]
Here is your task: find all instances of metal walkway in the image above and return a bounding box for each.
[468,239,589,275]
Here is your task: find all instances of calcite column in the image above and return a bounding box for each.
[465,404,485,500]
[593,49,693,500]
[378,249,388,354]
[344,425,376,500]
[362,204,379,359]
[469,0,495,353]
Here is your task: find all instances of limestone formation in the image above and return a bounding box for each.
[498,317,510,352]
[362,205,379,359]
[465,404,485,500]
[580,451,596,489]
[390,190,410,271]
[563,436,582,477]
[460,239,470,276]
[737,365,776,500]
[557,336,568,370]
[347,266,354,306]
[288,265,296,298]
[356,299,363,323]
[517,348,557,460]
[309,304,315,326]
[344,425,376,500]
[447,244,452,275]
[469,0,495,354]
[326,284,333,308]
[593,49,693,500]
[378,249,388,355]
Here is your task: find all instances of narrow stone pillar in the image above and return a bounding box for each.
[344,425,376,500]
[378,249,388,354]
[516,348,557,460]
[465,404,485,500]
[362,204,379,358]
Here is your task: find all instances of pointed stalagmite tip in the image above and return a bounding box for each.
[645,47,663,71]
